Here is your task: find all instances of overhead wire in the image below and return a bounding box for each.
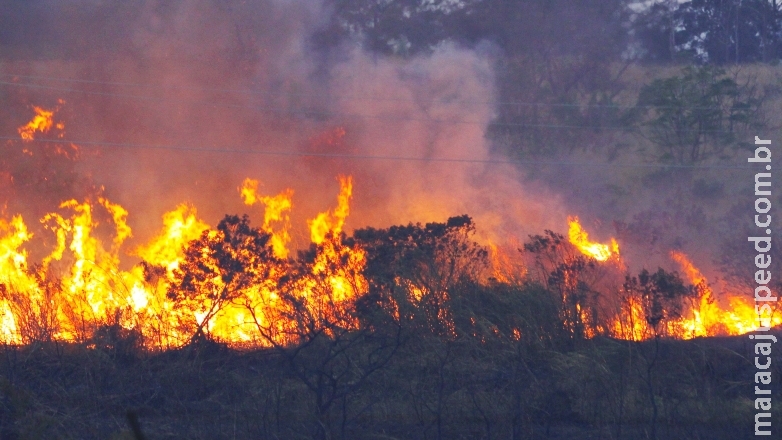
[0,72,756,111]
[0,79,755,134]
[0,136,755,170]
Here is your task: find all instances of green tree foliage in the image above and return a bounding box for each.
[635,65,764,164]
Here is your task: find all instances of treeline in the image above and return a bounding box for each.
[320,1,778,161]
[323,0,782,65]
[0,214,775,439]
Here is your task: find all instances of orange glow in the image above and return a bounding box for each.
[613,296,648,341]
[670,251,781,338]
[308,175,352,245]
[135,204,210,275]
[17,101,66,141]
[18,107,54,141]
[0,173,367,348]
[239,178,293,259]
[567,217,619,261]
[3,106,776,348]
[486,240,527,284]
[611,251,781,341]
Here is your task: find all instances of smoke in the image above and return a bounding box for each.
[0,0,566,250]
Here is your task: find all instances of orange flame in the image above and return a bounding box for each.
[0,173,369,348]
[18,101,66,141]
[308,175,352,244]
[670,250,781,337]
[239,178,293,259]
[567,216,619,261]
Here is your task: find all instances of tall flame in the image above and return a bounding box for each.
[308,175,352,245]
[239,178,293,259]
[135,204,210,274]
[0,172,369,348]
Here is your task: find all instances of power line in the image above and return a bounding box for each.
[0,80,754,134]
[0,136,754,170]
[0,72,754,111]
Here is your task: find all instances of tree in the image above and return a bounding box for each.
[632,1,681,62]
[324,0,452,56]
[635,65,764,165]
[622,267,695,440]
[634,0,782,64]
[168,214,281,342]
[473,0,633,157]
[522,230,613,341]
[350,215,488,337]
[677,0,782,64]
[248,233,401,440]
[623,268,693,335]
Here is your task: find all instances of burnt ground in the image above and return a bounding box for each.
[0,332,777,440]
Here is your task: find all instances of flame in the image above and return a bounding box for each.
[0,172,370,348]
[613,296,648,341]
[17,101,66,141]
[301,176,366,331]
[487,240,526,284]
[0,216,36,343]
[611,251,781,341]
[18,107,54,141]
[567,217,619,261]
[670,251,781,337]
[5,104,778,352]
[135,204,210,275]
[239,178,293,259]
[669,250,718,337]
[308,175,352,244]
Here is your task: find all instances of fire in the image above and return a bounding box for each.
[0,171,368,349]
[0,216,36,343]
[670,251,781,337]
[239,178,293,259]
[18,102,65,141]
[669,250,719,337]
[3,104,776,349]
[567,216,619,261]
[612,251,781,341]
[613,296,648,341]
[136,204,210,274]
[300,175,366,327]
[308,175,352,244]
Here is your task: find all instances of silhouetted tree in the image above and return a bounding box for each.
[168,214,281,342]
[522,231,611,341]
[249,233,402,440]
[634,0,782,64]
[351,215,488,337]
[623,267,695,440]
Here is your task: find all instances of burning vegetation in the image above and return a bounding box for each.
[2,0,780,436]
[0,106,776,353]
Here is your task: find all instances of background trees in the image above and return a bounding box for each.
[631,0,782,64]
[634,65,765,164]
